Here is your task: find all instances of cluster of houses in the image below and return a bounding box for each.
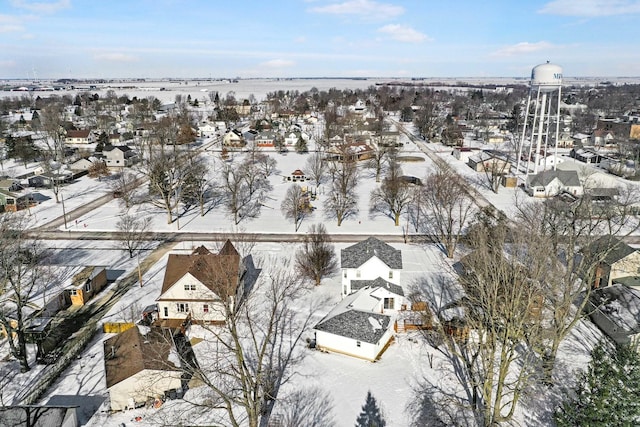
[101,238,428,411]
[0,265,109,349]
[99,233,640,413]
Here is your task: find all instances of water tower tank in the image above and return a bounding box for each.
[531,62,562,91]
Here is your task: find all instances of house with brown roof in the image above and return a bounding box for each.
[65,129,93,144]
[104,326,182,411]
[156,241,247,327]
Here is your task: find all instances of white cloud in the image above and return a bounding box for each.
[491,41,555,57]
[0,24,24,33]
[539,0,640,17]
[93,53,138,62]
[377,24,430,43]
[309,0,404,19]
[0,14,28,33]
[10,0,71,14]
[260,59,296,68]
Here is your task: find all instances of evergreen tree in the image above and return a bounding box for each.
[355,391,386,427]
[30,110,40,128]
[555,342,640,427]
[295,135,308,153]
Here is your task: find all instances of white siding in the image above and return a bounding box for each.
[315,328,393,362]
[109,369,182,411]
[342,256,401,297]
[157,273,226,322]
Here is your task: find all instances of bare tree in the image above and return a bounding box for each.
[254,152,278,177]
[181,153,211,216]
[281,184,310,231]
[38,103,66,161]
[220,158,270,225]
[145,149,186,224]
[188,257,323,427]
[87,160,111,181]
[110,170,139,209]
[434,214,546,426]
[370,160,412,226]
[295,223,338,285]
[0,215,48,372]
[116,212,152,258]
[274,386,336,427]
[515,183,640,384]
[480,152,510,194]
[414,97,442,140]
[366,138,394,182]
[325,156,359,226]
[420,164,475,258]
[304,152,326,189]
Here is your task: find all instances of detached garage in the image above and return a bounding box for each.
[104,326,182,411]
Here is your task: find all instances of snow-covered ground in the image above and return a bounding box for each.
[29,240,603,427]
[0,82,630,426]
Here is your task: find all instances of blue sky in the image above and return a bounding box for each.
[1,0,639,79]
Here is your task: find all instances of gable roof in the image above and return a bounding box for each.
[588,284,640,343]
[104,326,179,388]
[66,129,90,138]
[160,242,240,297]
[102,145,132,153]
[341,237,402,269]
[527,170,580,187]
[350,277,404,296]
[583,235,637,266]
[314,309,391,344]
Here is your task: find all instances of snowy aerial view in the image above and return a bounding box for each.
[2,1,640,427]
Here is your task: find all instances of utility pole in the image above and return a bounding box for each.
[137,252,143,287]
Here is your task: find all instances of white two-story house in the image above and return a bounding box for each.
[156,241,247,326]
[341,237,403,298]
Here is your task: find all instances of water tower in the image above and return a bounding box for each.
[517,61,563,176]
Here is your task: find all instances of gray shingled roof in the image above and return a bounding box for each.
[583,235,637,266]
[588,284,640,344]
[341,237,402,269]
[527,170,580,187]
[314,309,391,344]
[350,277,404,296]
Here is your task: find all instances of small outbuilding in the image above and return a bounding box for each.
[104,326,183,411]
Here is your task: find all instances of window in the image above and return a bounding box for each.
[163,307,168,317]
[84,282,92,292]
[343,286,348,295]
[343,270,347,279]
[70,289,78,296]
[203,304,209,313]
[388,271,393,279]
[177,303,189,313]
[356,341,361,347]
[384,298,395,310]
[356,270,361,278]
[184,283,196,291]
